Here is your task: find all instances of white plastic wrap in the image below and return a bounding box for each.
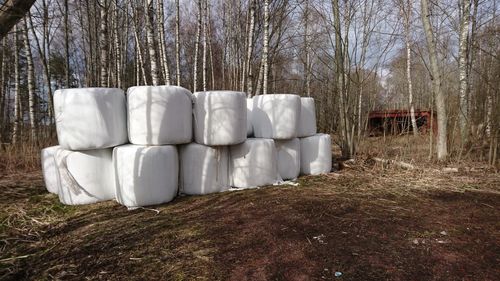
[179,143,229,195]
[114,145,178,208]
[55,148,115,205]
[300,134,332,175]
[230,138,279,189]
[193,91,247,146]
[275,138,300,180]
[54,88,127,150]
[128,85,193,145]
[246,98,253,137]
[252,94,301,139]
[298,97,317,137]
[41,145,60,194]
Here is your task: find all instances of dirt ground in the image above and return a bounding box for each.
[1,160,499,281]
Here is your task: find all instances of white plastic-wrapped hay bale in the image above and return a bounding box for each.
[300,134,332,175]
[230,138,279,189]
[298,97,317,137]
[275,138,300,180]
[114,145,178,208]
[252,94,301,139]
[246,98,253,137]
[179,143,229,195]
[54,148,115,205]
[41,145,60,194]
[54,88,127,150]
[128,85,193,145]
[193,91,247,146]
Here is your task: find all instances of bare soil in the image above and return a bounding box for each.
[1,162,499,280]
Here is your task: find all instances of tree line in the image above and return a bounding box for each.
[0,0,498,164]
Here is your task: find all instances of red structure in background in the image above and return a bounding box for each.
[367,109,437,136]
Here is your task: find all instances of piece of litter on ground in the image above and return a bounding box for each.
[413,239,419,245]
[335,271,342,277]
[440,231,447,235]
[312,234,327,244]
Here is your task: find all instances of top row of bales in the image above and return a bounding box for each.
[54,86,319,150]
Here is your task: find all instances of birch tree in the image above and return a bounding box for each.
[12,26,20,144]
[458,0,471,144]
[421,0,448,160]
[175,0,181,86]
[99,0,108,87]
[145,0,159,86]
[157,0,170,85]
[263,0,270,95]
[202,0,208,91]
[246,0,256,97]
[24,19,37,142]
[193,0,202,92]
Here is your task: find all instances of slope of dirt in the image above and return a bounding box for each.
[1,165,499,281]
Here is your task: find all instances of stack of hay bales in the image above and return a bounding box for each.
[42,88,127,205]
[251,95,331,182]
[41,86,331,208]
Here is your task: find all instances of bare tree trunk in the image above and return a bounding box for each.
[458,0,471,144]
[12,25,20,144]
[64,0,70,87]
[132,2,147,85]
[157,0,170,85]
[144,0,158,86]
[263,0,270,95]
[0,38,5,138]
[304,0,311,97]
[99,0,108,87]
[202,0,208,91]
[24,19,37,142]
[246,0,256,97]
[175,0,181,86]
[113,0,122,88]
[193,0,202,92]
[399,0,418,135]
[421,0,448,160]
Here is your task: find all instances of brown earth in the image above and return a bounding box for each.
[1,162,499,281]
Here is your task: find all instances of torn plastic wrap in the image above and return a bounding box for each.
[55,148,115,205]
[114,144,178,208]
[252,94,301,139]
[54,88,127,150]
[298,97,317,137]
[230,138,279,189]
[275,138,300,180]
[179,143,230,195]
[300,134,332,175]
[128,85,193,145]
[41,145,60,194]
[193,91,247,146]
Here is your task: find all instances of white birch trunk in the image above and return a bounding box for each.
[246,0,256,97]
[193,0,202,92]
[458,0,471,143]
[202,0,208,91]
[24,19,37,142]
[175,0,181,86]
[263,0,270,95]
[99,0,108,87]
[13,26,20,144]
[145,0,158,86]
[157,0,170,85]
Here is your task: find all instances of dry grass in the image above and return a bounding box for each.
[1,160,499,280]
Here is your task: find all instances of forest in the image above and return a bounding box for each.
[0,0,497,164]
